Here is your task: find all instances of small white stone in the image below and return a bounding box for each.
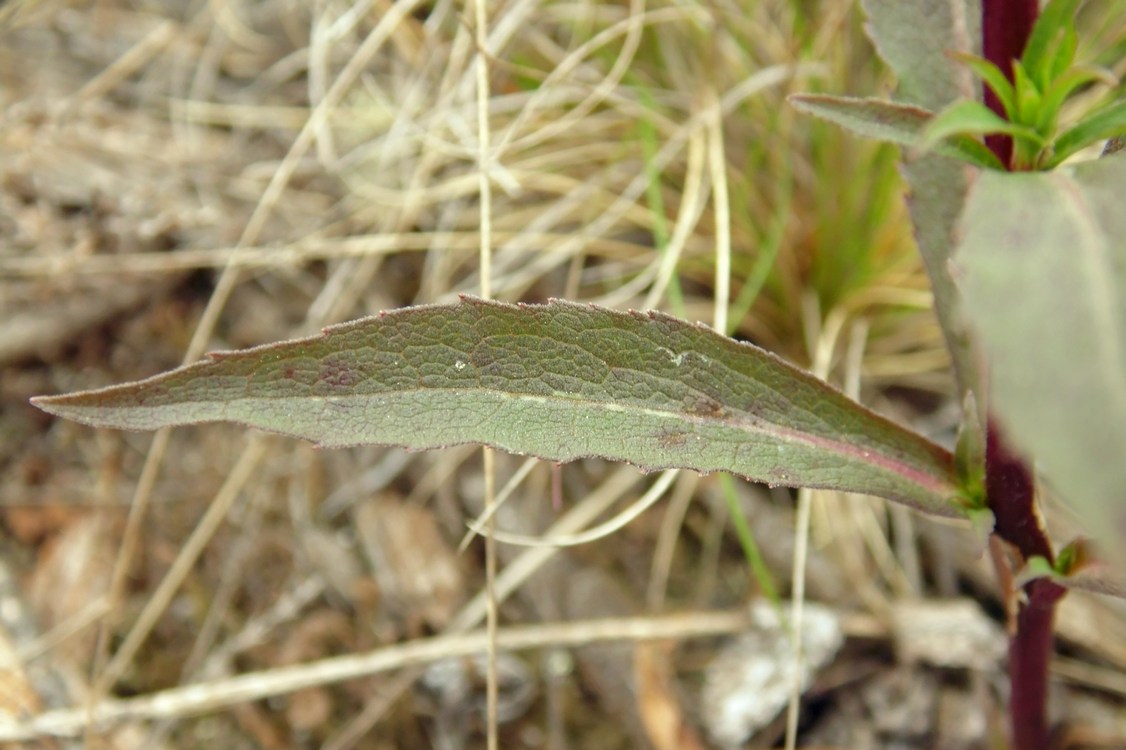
[701,600,843,748]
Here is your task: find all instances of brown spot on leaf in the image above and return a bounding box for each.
[687,395,726,419]
[320,358,357,388]
[657,428,689,450]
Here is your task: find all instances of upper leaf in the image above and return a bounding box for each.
[954,156,1126,570]
[788,94,933,147]
[787,95,1003,169]
[33,298,959,516]
[856,0,987,480]
[860,0,979,111]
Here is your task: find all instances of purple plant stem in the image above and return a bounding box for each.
[985,423,1052,560]
[987,424,1067,750]
[980,4,1069,749]
[1009,579,1067,750]
[982,0,1039,168]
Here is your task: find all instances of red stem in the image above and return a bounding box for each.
[987,423,1067,750]
[985,423,1052,560]
[980,4,1068,749]
[982,0,1039,168]
[1009,579,1067,750]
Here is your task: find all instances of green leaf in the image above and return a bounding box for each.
[953,392,985,508]
[860,0,980,111]
[787,95,1004,169]
[32,298,959,516]
[899,152,986,410]
[922,99,1042,149]
[788,94,933,147]
[858,0,989,414]
[966,507,996,553]
[1013,555,1062,589]
[955,158,1126,571]
[1022,0,1082,89]
[950,52,1016,120]
[1051,563,1126,599]
[1036,65,1119,135]
[1048,101,1126,167]
[1047,23,1080,85]
[1012,61,1043,125]
[1015,542,1126,600]
[944,135,1008,170]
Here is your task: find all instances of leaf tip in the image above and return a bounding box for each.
[29,393,81,422]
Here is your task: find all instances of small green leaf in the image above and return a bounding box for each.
[1015,548,1126,600]
[1047,23,1080,84]
[1014,555,1061,589]
[1053,537,1090,577]
[954,392,985,509]
[1036,66,1119,135]
[1012,61,1043,125]
[966,507,996,551]
[1048,101,1126,167]
[33,298,960,516]
[950,52,1016,120]
[1022,0,1082,88]
[787,95,1004,169]
[921,99,1042,149]
[944,135,1007,171]
[1052,562,1126,599]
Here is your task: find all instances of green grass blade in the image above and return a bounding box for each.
[719,474,780,605]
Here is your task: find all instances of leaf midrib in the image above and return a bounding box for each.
[187,382,952,496]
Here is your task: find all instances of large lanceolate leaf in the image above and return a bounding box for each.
[955,157,1126,569]
[33,298,959,515]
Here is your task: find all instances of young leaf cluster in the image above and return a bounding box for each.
[924,0,1126,170]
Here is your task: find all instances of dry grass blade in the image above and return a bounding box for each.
[0,612,755,742]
